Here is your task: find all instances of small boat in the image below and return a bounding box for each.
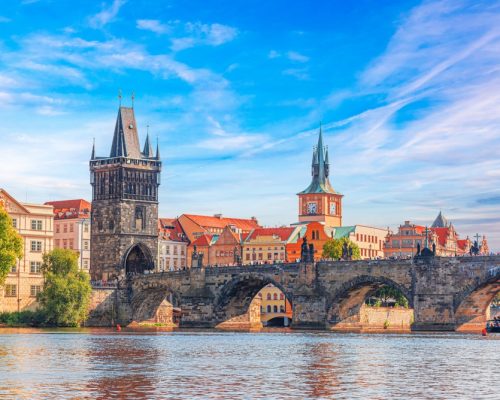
[486,320,500,333]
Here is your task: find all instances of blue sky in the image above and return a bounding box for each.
[0,0,499,251]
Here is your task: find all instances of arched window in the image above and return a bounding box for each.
[267,305,271,313]
[273,305,278,313]
[280,293,284,300]
[273,293,278,300]
[267,293,272,300]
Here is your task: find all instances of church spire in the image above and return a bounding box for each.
[299,124,337,195]
[91,138,96,160]
[109,106,141,158]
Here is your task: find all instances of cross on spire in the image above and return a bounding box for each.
[131,91,135,108]
[118,89,122,106]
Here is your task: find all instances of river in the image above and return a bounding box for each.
[0,329,498,399]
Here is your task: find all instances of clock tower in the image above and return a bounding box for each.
[297,127,343,227]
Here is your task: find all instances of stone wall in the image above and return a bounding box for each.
[330,305,413,332]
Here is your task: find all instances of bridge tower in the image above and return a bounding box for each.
[89,104,161,280]
[297,126,343,226]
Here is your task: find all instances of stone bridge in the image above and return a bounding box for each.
[89,256,500,332]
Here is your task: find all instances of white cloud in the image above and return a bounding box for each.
[136,19,170,34]
[89,0,126,28]
[268,50,280,59]
[171,22,238,51]
[287,51,309,63]
[283,68,309,80]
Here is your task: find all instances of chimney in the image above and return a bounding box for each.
[214,213,223,219]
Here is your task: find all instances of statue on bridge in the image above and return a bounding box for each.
[341,241,353,261]
[470,241,480,256]
[191,245,204,268]
[300,237,314,263]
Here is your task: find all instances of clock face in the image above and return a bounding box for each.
[307,202,317,215]
[330,202,336,215]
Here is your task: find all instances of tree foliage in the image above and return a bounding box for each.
[366,285,409,308]
[38,248,92,327]
[322,237,361,260]
[0,203,23,285]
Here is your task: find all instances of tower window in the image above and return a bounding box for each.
[135,207,145,230]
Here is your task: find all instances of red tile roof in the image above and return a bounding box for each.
[158,218,188,242]
[44,199,91,220]
[431,227,451,246]
[191,234,213,247]
[456,239,468,250]
[246,227,296,242]
[183,214,260,231]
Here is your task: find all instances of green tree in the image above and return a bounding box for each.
[38,248,92,327]
[322,237,361,260]
[0,203,23,285]
[367,285,409,308]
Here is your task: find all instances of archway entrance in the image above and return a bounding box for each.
[131,288,181,327]
[125,243,154,275]
[214,277,292,330]
[327,277,413,332]
[455,279,499,333]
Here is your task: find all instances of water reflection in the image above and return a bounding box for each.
[0,329,498,399]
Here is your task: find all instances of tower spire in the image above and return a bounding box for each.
[156,135,160,160]
[91,137,95,160]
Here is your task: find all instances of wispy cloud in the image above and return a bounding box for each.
[89,0,126,28]
[283,68,309,80]
[171,22,238,51]
[0,16,10,23]
[287,51,309,63]
[136,19,170,34]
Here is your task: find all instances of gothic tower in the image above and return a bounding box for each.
[89,106,161,280]
[297,126,343,226]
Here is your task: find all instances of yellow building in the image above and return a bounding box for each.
[257,284,292,326]
[242,227,298,264]
[0,189,53,312]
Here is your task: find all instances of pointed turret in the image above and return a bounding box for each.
[143,133,153,158]
[91,138,95,160]
[155,137,161,160]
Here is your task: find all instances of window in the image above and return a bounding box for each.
[173,246,178,255]
[69,224,74,233]
[280,306,285,313]
[280,293,284,300]
[30,285,42,297]
[30,261,42,274]
[83,260,89,269]
[273,305,278,313]
[31,241,42,252]
[31,220,43,230]
[267,305,271,313]
[267,253,272,260]
[63,240,67,249]
[267,293,272,300]
[273,293,278,300]
[166,246,170,255]
[11,265,17,273]
[63,224,67,233]
[246,254,250,261]
[55,239,60,247]
[69,239,74,249]
[84,241,89,250]
[83,223,89,233]
[5,285,17,297]
[12,219,17,228]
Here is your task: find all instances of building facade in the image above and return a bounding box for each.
[89,106,161,280]
[0,189,53,312]
[177,213,260,266]
[158,218,188,271]
[257,284,292,326]
[242,227,298,264]
[333,225,387,259]
[45,199,91,272]
[383,212,481,258]
[297,128,343,227]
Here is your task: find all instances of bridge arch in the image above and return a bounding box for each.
[124,243,155,275]
[326,275,413,331]
[454,266,500,332]
[214,273,292,328]
[130,281,182,326]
